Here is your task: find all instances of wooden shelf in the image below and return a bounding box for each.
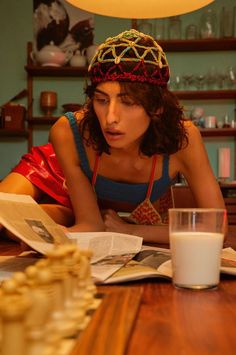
[27,117,59,125]
[25,65,88,77]
[154,38,236,52]
[199,128,236,137]
[131,21,236,51]
[25,119,236,137]
[0,129,28,137]
[174,90,236,100]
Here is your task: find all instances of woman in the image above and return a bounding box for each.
[49,29,225,243]
[0,29,225,243]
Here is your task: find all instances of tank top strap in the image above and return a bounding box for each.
[91,154,101,188]
[64,112,91,176]
[146,155,158,199]
[162,154,170,179]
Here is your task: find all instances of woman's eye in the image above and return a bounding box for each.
[94,96,109,104]
[120,97,137,106]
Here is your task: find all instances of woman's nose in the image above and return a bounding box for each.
[106,100,120,124]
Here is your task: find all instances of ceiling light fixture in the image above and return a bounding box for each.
[65,0,215,19]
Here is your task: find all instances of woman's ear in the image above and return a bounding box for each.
[155,107,164,115]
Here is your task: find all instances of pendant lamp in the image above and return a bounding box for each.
[65,0,215,19]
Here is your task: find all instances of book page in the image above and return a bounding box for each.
[0,192,71,255]
[105,247,172,284]
[67,231,143,282]
[221,247,236,275]
[67,231,143,262]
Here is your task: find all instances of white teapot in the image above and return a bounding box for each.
[69,50,87,67]
[31,41,72,67]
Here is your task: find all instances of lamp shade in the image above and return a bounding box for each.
[65,0,215,19]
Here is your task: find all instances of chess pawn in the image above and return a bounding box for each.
[35,258,61,351]
[12,271,28,293]
[0,288,3,345]
[0,279,32,355]
[80,250,97,307]
[72,250,98,331]
[24,265,54,355]
[70,250,88,330]
[61,245,85,325]
[46,247,77,338]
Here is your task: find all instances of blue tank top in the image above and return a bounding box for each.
[65,112,174,205]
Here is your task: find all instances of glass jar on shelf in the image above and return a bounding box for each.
[220,7,234,38]
[137,19,153,36]
[200,8,217,39]
[154,19,165,40]
[185,24,198,40]
[168,16,182,39]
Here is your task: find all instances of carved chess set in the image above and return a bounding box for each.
[0,244,102,355]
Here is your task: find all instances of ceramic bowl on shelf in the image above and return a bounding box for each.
[62,103,82,112]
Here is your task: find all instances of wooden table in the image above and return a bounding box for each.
[1,237,236,355]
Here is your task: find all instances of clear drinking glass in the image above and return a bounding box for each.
[169,208,226,290]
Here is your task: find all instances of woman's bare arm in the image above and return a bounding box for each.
[0,172,41,199]
[177,122,225,209]
[49,116,105,232]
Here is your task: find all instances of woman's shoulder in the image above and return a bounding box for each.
[50,109,85,136]
[183,119,201,138]
[176,120,205,160]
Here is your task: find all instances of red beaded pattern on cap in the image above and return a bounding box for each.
[88,29,169,86]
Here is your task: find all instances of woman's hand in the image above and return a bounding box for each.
[101,209,131,234]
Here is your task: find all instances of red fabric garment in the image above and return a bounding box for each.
[12,143,72,209]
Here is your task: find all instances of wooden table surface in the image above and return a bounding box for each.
[1,234,236,355]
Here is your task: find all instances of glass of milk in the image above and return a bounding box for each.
[169,208,227,290]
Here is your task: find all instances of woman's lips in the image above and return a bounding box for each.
[104,129,124,141]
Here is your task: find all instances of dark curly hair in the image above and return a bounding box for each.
[78,81,188,156]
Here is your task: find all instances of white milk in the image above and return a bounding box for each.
[170,232,224,288]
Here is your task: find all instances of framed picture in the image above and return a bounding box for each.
[33,0,95,53]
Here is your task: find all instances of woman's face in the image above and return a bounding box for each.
[92,81,151,152]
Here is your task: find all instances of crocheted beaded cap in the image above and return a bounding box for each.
[88,29,169,86]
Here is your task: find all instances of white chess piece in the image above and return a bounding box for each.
[46,247,77,338]
[0,279,31,355]
[23,264,56,355]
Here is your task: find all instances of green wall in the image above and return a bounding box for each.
[0,0,235,180]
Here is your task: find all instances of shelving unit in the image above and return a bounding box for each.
[0,129,29,138]
[149,38,236,52]
[21,38,236,155]
[175,90,236,100]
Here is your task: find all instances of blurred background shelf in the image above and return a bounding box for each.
[175,90,236,100]
[0,129,29,137]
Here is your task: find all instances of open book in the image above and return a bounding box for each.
[101,246,236,284]
[0,192,236,284]
[0,192,70,255]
